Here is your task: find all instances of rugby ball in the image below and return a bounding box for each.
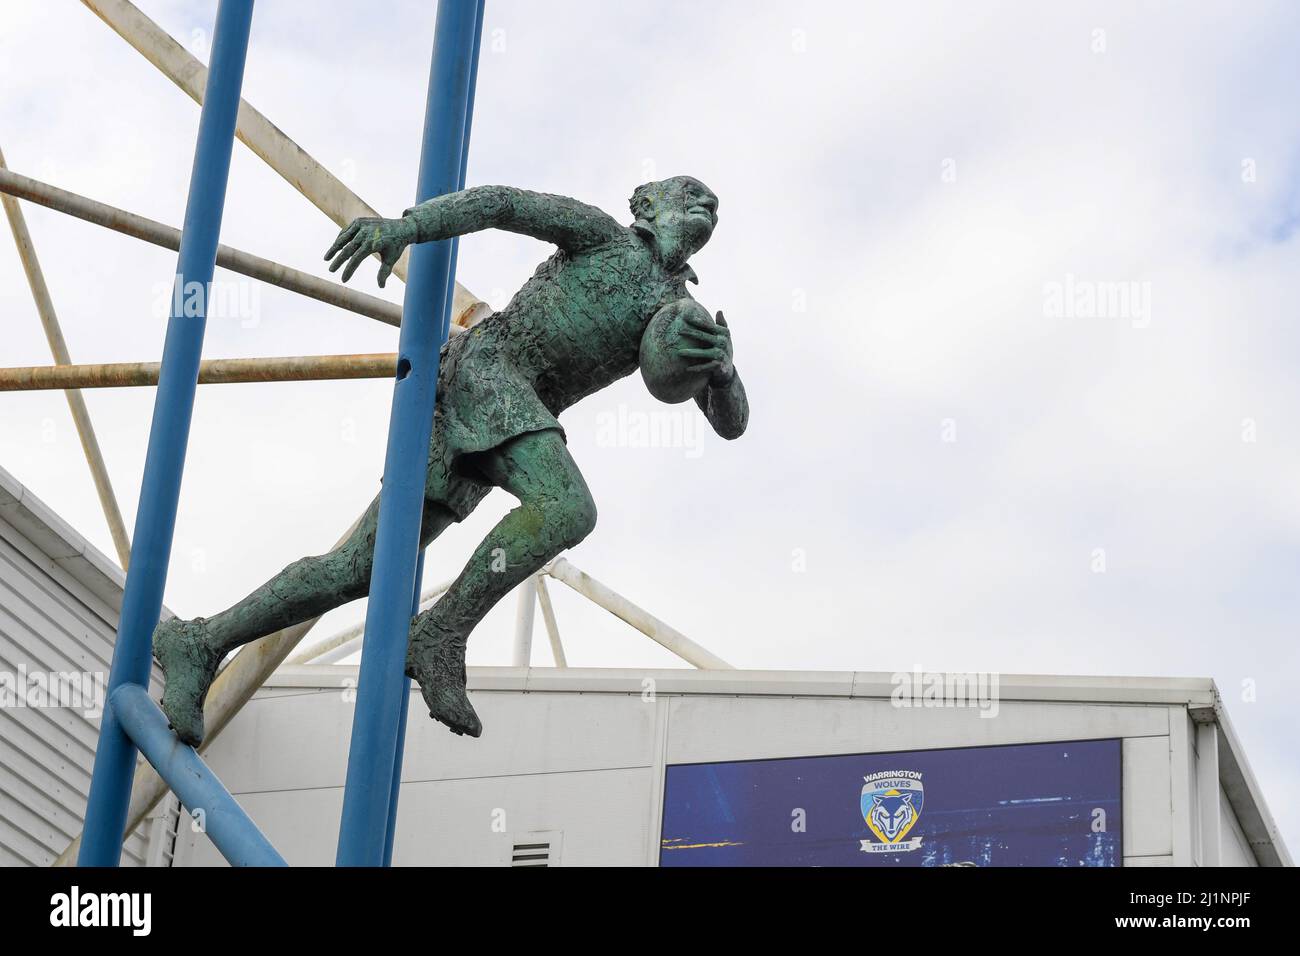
[639,299,715,404]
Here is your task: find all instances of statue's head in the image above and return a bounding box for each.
[629,176,718,269]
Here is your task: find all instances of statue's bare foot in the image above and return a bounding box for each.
[405,620,482,738]
[152,617,221,746]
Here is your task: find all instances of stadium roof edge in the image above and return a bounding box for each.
[0,462,128,616]
[270,663,1219,706]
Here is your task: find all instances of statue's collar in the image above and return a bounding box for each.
[632,220,698,284]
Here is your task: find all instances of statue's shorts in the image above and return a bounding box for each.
[423,324,566,521]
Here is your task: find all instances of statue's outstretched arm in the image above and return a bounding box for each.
[326,186,622,286]
[404,186,623,250]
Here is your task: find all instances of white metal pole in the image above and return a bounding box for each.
[545,557,732,670]
[534,574,567,667]
[512,577,537,667]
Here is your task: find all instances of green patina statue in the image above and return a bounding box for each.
[152,176,748,743]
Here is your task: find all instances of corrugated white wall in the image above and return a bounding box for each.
[0,472,161,867]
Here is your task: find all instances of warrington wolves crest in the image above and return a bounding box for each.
[860,770,925,853]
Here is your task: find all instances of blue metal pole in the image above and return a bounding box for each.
[442,0,485,325]
[440,0,485,334]
[78,0,254,867]
[336,0,480,866]
[109,685,286,866]
[382,548,424,867]
[382,0,483,869]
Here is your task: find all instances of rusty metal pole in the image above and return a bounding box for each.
[0,353,399,391]
[0,167,404,327]
[0,147,132,569]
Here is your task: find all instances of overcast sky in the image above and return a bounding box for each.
[2,1,1297,854]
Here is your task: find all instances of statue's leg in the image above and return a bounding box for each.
[406,429,596,737]
[153,493,457,745]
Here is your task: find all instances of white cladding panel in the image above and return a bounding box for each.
[0,475,161,867]
[1122,735,1174,859]
[195,686,659,795]
[663,695,1167,764]
[179,687,662,866]
[179,768,655,867]
[177,682,1181,867]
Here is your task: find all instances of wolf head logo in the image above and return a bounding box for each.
[868,791,916,842]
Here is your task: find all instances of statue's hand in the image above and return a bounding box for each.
[324,216,417,287]
[676,309,735,387]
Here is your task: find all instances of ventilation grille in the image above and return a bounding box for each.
[145,793,182,867]
[162,796,182,866]
[511,841,551,867]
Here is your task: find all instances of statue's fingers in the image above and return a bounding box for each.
[677,347,719,359]
[678,326,719,344]
[682,310,717,331]
[376,258,394,288]
[684,314,727,339]
[329,236,365,273]
[340,245,372,283]
[324,222,360,260]
[329,246,358,274]
[686,360,721,373]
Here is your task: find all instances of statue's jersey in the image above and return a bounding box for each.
[426,229,695,518]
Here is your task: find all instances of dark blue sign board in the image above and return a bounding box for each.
[660,738,1122,866]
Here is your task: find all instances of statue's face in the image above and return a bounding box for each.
[645,176,718,264]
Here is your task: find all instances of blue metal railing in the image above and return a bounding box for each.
[382,0,485,868]
[383,549,426,866]
[336,0,482,867]
[109,685,285,865]
[79,0,255,867]
[78,0,483,868]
